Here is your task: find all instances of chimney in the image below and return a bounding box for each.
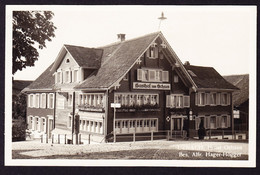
[117,34,126,42]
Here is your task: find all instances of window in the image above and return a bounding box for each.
[48,93,54,109]
[174,75,179,83]
[166,94,190,108]
[73,70,78,82]
[56,72,62,83]
[64,71,71,83]
[78,93,105,108]
[115,118,158,134]
[221,116,227,128]
[221,93,230,105]
[210,116,217,129]
[210,93,217,105]
[66,58,70,63]
[114,93,159,107]
[35,94,40,108]
[137,69,169,82]
[28,94,34,108]
[40,93,46,108]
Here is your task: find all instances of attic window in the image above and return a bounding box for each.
[187,70,197,77]
[66,58,70,63]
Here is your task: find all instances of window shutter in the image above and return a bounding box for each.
[162,71,169,82]
[195,117,200,130]
[71,70,74,82]
[227,115,231,127]
[166,95,171,108]
[195,93,198,106]
[137,69,143,81]
[227,93,231,105]
[205,116,210,129]
[216,116,221,128]
[216,93,220,105]
[183,96,190,107]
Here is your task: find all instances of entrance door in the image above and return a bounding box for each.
[171,116,184,138]
[172,118,182,131]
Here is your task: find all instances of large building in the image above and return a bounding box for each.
[23,32,238,143]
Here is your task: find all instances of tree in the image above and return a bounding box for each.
[13,11,57,74]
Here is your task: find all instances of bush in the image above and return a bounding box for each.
[12,117,27,141]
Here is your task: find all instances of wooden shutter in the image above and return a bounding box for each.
[137,69,143,81]
[166,95,171,108]
[216,116,221,128]
[162,71,169,82]
[195,117,200,130]
[227,115,231,127]
[183,96,190,107]
[205,116,210,129]
[227,93,231,105]
[216,93,220,105]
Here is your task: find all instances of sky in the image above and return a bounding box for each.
[9,6,256,80]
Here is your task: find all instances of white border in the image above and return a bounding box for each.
[5,5,257,167]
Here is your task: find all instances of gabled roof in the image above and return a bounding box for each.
[64,45,103,69]
[23,63,55,91]
[184,65,239,90]
[75,32,161,89]
[13,80,33,95]
[223,74,249,106]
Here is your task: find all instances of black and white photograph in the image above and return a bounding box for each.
[5,5,256,167]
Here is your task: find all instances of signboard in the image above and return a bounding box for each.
[111,103,121,108]
[133,82,171,90]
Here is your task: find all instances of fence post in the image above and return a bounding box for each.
[88,134,90,144]
[46,134,48,143]
[58,134,60,144]
[209,130,211,139]
[151,131,153,141]
[79,134,81,144]
[222,130,224,139]
[41,135,43,143]
[167,130,170,141]
[133,132,135,142]
[52,134,54,144]
[234,131,236,140]
[65,134,66,144]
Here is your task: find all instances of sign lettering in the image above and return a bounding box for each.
[133,82,171,90]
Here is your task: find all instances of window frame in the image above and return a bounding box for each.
[47,93,54,109]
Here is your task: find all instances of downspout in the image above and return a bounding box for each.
[71,91,75,143]
[53,92,57,128]
[105,89,109,137]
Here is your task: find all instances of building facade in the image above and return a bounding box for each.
[23,32,238,143]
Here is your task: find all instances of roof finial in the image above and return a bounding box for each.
[158,12,167,31]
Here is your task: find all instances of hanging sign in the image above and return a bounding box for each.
[111,103,121,108]
[133,82,171,90]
